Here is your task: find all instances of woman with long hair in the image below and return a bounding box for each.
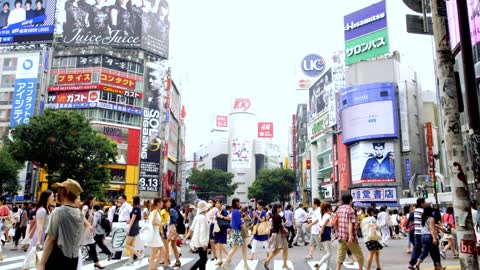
[248,199,268,261]
[315,202,333,270]
[413,206,443,270]
[124,195,143,266]
[214,200,230,266]
[206,199,218,261]
[0,196,12,262]
[81,195,105,269]
[160,197,171,266]
[22,190,55,269]
[441,207,458,258]
[361,207,383,270]
[168,198,181,267]
[222,198,250,270]
[146,198,165,270]
[264,203,290,270]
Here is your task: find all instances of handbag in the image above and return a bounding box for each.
[36,249,44,265]
[256,221,271,236]
[365,221,381,241]
[139,220,153,241]
[217,218,230,230]
[213,221,221,233]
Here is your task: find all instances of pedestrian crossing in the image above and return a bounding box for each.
[0,254,359,269]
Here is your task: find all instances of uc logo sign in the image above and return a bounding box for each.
[301,54,325,77]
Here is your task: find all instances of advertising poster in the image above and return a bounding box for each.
[343,0,387,41]
[350,140,395,184]
[351,186,397,202]
[0,0,56,44]
[214,115,228,131]
[345,28,389,65]
[138,60,166,192]
[295,53,326,90]
[398,81,411,152]
[341,82,398,144]
[257,122,273,138]
[55,0,169,58]
[231,138,251,169]
[10,53,40,128]
[309,68,332,120]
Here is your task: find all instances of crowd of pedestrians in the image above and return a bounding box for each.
[0,180,468,270]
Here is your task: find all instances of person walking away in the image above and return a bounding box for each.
[146,198,165,270]
[440,207,458,258]
[168,198,182,267]
[247,200,268,261]
[264,203,290,270]
[376,206,390,247]
[160,197,171,265]
[81,195,104,268]
[315,202,333,270]
[12,203,28,251]
[408,198,426,269]
[214,200,230,266]
[405,205,416,254]
[112,195,132,260]
[189,200,211,270]
[21,190,54,269]
[293,202,308,246]
[107,200,116,232]
[38,179,84,270]
[222,198,250,270]
[357,208,366,238]
[0,196,12,261]
[361,207,383,270]
[92,203,113,262]
[413,206,444,270]
[391,209,400,239]
[335,194,364,270]
[283,205,295,248]
[304,198,322,260]
[206,199,218,260]
[124,195,144,266]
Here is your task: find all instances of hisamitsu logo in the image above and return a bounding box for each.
[301,54,325,77]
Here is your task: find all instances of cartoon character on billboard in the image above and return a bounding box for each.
[361,142,395,180]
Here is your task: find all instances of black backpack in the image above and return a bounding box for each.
[99,213,111,235]
[174,209,186,234]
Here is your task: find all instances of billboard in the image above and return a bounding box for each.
[138,60,166,192]
[309,112,329,141]
[343,0,387,41]
[345,28,389,65]
[231,97,252,114]
[57,72,91,84]
[351,186,397,202]
[0,0,56,44]
[214,115,228,131]
[45,101,142,114]
[10,53,40,128]
[398,81,411,152]
[55,0,169,58]
[350,140,396,184]
[48,90,99,103]
[309,68,332,119]
[295,53,327,90]
[257,122,273,138]
[231,138,251,169]
[341,82,398,144]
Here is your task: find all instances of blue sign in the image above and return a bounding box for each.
[170,192,176,198]
[341,82,399,144]
[405,158,412,185]
[45,102,143,115]
[301,54,326,77]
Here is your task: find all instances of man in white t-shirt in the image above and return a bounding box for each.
[112,195,132,259]
[376,205,390,246]
[305,198,321,260]
[293,202,309,246]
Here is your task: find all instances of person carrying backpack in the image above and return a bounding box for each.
[93,203,113,261]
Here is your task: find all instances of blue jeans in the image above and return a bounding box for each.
[409,234,423,266]
[418,234,441,266]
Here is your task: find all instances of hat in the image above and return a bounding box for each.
[52,178,83,197]
[189,204,196,209]
[196,200,211,213]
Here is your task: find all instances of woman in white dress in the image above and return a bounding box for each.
[146,198,164,270]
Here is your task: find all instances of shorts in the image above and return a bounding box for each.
[309,234,321,247]
[128,225,140,237]
[209,223,215,240]
[252,239,268,253]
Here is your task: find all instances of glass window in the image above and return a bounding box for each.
[52,58,60,68]
[92,72,100,83]
[67,57,76,67]
[1,75,14,88]
[110,169,126,182]
[101,91,109,101]
[0,109,8,120]
[109,93,116,102]
[0,92,11,105]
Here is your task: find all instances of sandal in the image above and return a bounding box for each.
[215,260,223,266]
[174,261,181,267]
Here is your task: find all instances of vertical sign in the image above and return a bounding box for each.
[426,122,435,183]
[10,53,40,128]
[292,114,297,171]
[405,158,411,186]
[398,81,411,152]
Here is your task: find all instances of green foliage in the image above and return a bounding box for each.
[0,148,22,196]
[248,168,295,204]
[5,109,117,199]
[188,169,238,200]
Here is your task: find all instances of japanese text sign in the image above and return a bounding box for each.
[101,73,136,89]
[351,187,397,202]
[58,73,91,84]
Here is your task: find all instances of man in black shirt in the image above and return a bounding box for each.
[0,3,10,28]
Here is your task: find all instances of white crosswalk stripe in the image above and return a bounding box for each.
[306,261,328,270]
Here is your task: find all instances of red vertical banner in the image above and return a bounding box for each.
[426,122,435,181]
[292,114,297,171]
[337,133,350,193]
[127,129,140,165]
[162,175,167,197]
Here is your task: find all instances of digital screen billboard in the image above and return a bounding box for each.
[340,82,398,144]
[0,0,56,44]
[350,140,396,184]
[55,0,169,58]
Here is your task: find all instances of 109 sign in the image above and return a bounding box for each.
[301,54,326,77]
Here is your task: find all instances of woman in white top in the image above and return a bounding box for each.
[146,198,164,270]
[22,190,54,270]
[189,200,211,270]
[316,202,333,270]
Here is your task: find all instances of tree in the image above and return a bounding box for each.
[248,168,295,205]
[0,148,22,196]
[188,169,238,200]
[6,109,117,199]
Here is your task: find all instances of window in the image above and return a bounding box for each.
[1,75,15,88]
[67,57,76,67]
[3,58,17,70]
[101,91,109,101]
[110,169,126,182]
[92,72,100,83]
[0,92,11,105]
[0,109,9,120]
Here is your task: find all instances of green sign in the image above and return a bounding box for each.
[345,28,389,65]
[310,113,329,140]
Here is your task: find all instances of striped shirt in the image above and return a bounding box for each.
[414,208,424,235]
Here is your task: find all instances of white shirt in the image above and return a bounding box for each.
[118,202,132,222]
[190,214,209,248]
[319,213,331,227]
[107,205,116,223]
[294,207,307,225]
[391,214,399,226]
[8,8,26,26]
[310,207,321,235]
[377,211,389,227]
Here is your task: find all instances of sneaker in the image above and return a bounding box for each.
[293,243,299,246]
[124,259,134,266]
[137,254,145,264]
[304,255,313,260]
[440,251,446,259]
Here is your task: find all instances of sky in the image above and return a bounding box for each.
[167,0,437,157]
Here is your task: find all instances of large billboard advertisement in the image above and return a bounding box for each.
[309,68,332,119]
[345,28,389,65]
[343,0,387,41]
[10,53,40,128]
[138,60,166,192]
[55,0,169,58]
[257,122,273,138]
[350,140,396,184]
[341,82,398,144]
[231,138,251,169]
[0,0,56,44]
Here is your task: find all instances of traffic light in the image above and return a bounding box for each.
[422,189,428,199]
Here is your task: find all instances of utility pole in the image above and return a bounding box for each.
[430,0,479,267]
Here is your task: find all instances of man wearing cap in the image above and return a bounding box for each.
[38,179,84,270]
